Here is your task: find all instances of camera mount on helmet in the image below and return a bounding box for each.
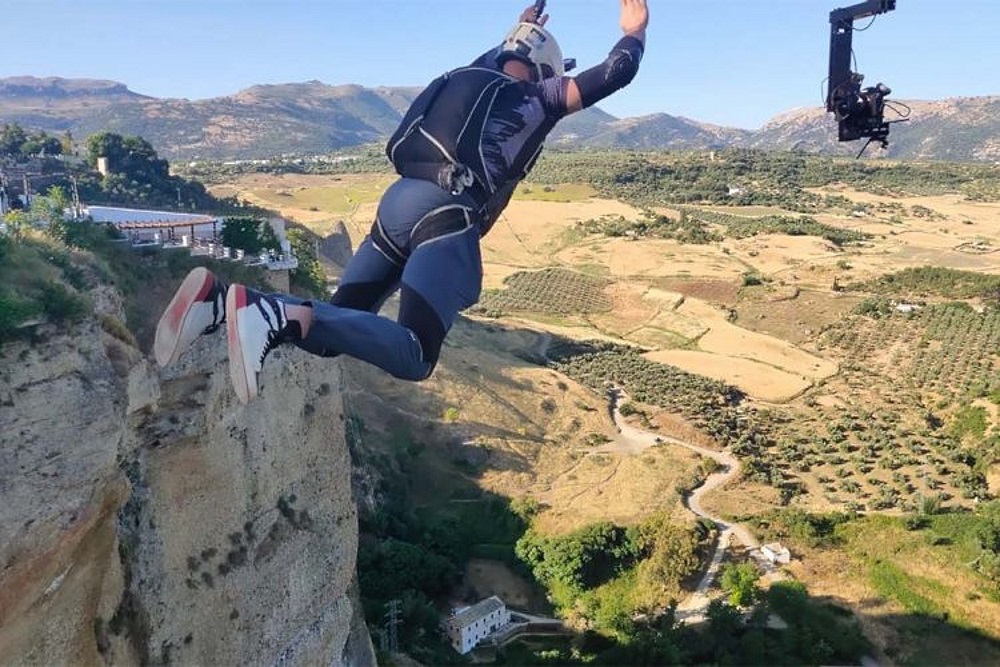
[826,0,906,154]
[499,0,575,81]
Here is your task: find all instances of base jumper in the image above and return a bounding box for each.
[154,1,649,402]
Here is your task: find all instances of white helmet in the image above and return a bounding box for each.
[499,22,573,80]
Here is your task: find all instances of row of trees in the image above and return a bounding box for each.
[0,123,66,158]
[526,148,1000,207]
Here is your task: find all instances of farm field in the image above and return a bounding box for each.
[210,158,1000,660]
[212,166,1000,509]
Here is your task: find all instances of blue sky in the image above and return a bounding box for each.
[3,0,998,129]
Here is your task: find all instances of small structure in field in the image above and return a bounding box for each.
[761,542,791,565]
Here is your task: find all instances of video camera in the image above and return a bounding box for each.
[826,0,902,149]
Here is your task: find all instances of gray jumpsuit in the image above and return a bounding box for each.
[281,51,569,380]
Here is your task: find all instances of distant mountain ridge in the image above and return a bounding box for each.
[1,76,998,162]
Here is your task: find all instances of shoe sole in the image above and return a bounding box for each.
[226,284,256,404]
[153,267,216,368]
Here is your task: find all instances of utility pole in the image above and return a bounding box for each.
[0,170,8,216]
[69,175,82,219]
[383,599,401,654]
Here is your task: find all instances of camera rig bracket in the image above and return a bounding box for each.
[827,0,900,149]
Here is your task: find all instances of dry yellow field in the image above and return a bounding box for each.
[211,173,1000,407]
[211,171,1000,658]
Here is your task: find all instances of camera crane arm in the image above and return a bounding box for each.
[826,0,903,152]
[827,0,895,113]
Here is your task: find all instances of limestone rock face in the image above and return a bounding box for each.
[0,301,374,666]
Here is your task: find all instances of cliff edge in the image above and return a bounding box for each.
[0,287,375,666]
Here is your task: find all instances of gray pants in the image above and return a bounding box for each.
[279,178,482,381]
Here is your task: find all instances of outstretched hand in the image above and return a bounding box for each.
[518,3,548,25]
[619,0,649,39]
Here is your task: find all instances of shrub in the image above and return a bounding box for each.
[38,282,89,324]
[0,291,41,341]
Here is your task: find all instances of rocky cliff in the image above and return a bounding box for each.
[0,288,375,665]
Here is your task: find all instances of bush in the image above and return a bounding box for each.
[221,216,279,255]
[0,291,41,341]
[720,562,759,607]
[38,282,90,324]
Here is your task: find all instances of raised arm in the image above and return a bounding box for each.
[565,0,648,114]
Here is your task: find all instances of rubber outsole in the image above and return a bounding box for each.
[226,284,255,404]
[153,267,215,368]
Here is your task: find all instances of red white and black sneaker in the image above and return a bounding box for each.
[226,284,290,404]
[153,267,226,368]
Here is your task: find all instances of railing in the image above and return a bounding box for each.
[127,234,297,272]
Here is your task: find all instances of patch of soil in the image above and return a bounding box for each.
[653,278,741,306]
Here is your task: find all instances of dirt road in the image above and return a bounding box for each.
[601,390,783,623]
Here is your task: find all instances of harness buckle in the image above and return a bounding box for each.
[439,163,475,196]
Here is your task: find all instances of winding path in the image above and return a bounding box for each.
[601,389,783,623]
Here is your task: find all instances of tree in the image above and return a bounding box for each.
[0,123,27,156]
[3,210,31,241]
[287,227,327,297]
[720,562,759,607]
[60,130,75,156]
[86,132,167,180]
[21,133,62,157]
[221,217,279,255]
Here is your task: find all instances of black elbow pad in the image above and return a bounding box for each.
[575,35,644,109]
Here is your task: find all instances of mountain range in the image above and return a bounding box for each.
[1,76,998,162]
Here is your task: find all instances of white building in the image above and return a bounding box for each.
[83,205,221,243]
[82,206,297,271]
[761,542,791,564]
[442,596,511,655]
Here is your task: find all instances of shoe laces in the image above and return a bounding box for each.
[255,296,287,368]
[202,283,227,335]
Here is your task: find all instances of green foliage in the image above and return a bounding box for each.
[1,122,62,157]
[853,266,1000,300]
[286,227,327,297]
[510,496,541,522]
[86,132,167,180]
[37,281,90,323]
[517,513,701,633]
[0,290,42,340]
[356,462,531,657]
[630,514,701,605]
[950,405,989,441]
[357,538,457,602]
[221,216,279,255]
[719,562,759,607]
[687,208,869,246]
[0,231,95,343]
[854,296,895,319]
[65,131,221,211]
[528,149,1000,209]
[766,581,869,664]
[747,509,853,548]
[576,211,721,244]
[869,561,945,617]
[476,268,612,317]
[517,522,638,593]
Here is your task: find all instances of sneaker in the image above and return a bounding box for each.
[153,267,226,368]
[226,284,289,403]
